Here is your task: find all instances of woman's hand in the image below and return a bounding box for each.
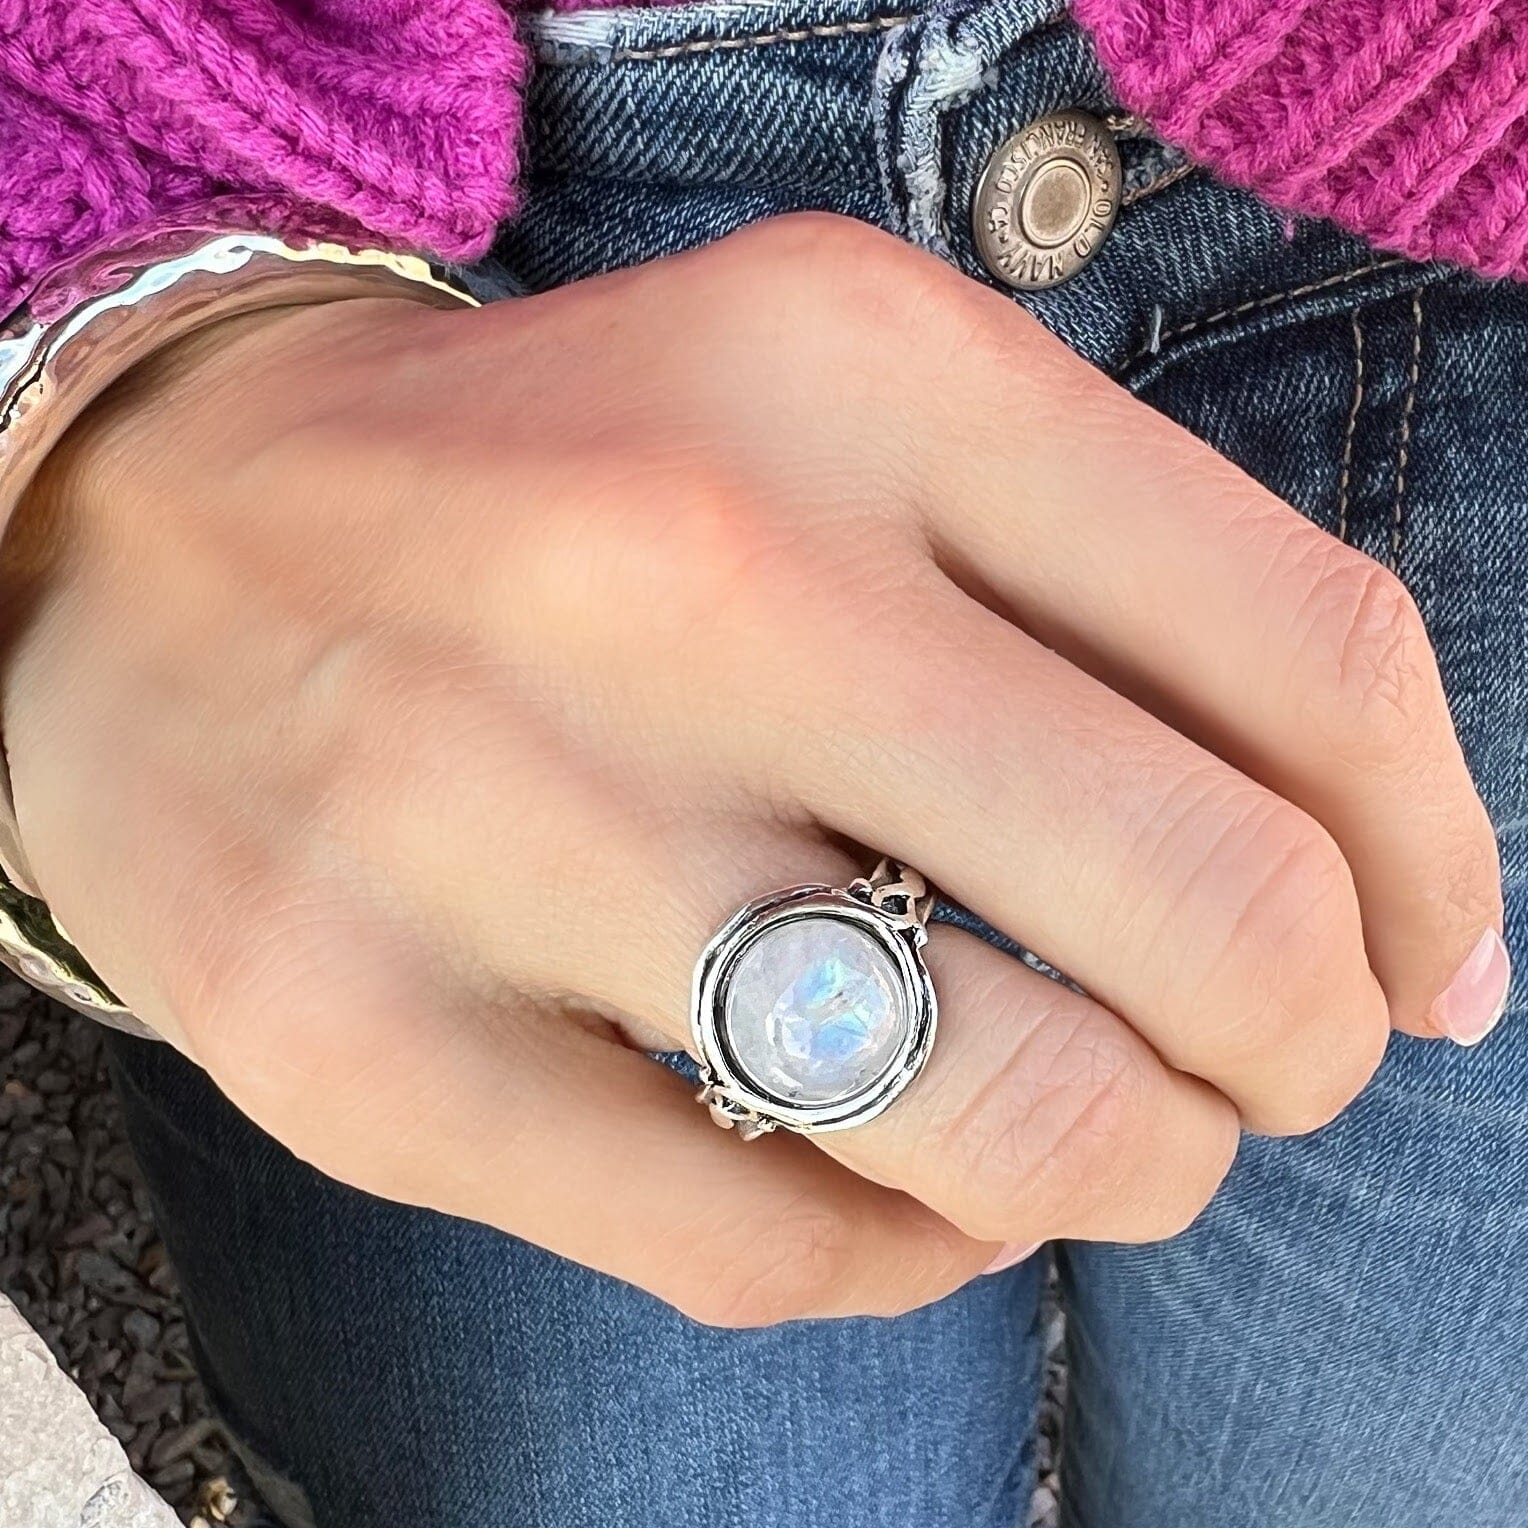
[1,215,1502,1324]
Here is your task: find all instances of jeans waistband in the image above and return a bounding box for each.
[511,0,1456,377]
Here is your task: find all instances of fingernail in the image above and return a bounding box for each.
[983,1241,1041,1275]
[1430,928,1512,1046]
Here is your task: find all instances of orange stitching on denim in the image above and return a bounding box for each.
[1337,313,1365,545]
[612,13,916,62]
[1391,290,1423,571]
[1153,258,1408,349]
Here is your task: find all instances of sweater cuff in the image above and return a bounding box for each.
[0,0,526,318]
[1076,0,1528,281]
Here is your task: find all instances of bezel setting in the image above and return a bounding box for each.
[690,880,937,1138]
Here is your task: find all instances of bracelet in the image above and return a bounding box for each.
[0,220,478,1033]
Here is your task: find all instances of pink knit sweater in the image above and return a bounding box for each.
[2,0,1526,316]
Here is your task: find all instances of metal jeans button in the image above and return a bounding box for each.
[973,110,1122,291]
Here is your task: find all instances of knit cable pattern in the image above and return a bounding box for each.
[5,1,1528,323]
[0,0,525,315]
[1076,0,1528,279]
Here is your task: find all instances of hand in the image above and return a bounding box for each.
[1,215,1502,1324]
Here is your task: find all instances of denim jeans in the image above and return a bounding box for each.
[105,0,1528,1523]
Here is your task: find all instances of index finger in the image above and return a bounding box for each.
[907,292,1504,1042]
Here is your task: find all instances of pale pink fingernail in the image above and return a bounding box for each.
[983,1241,1041,1275]
[1430,929,1512,1046]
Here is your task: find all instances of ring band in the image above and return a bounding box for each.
[690,859,938,1139]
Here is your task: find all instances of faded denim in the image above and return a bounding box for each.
[107,0,1528,1524]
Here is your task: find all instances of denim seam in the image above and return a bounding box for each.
[879,8,1069,250]
[1122,160,1196,208]
[1337,312,1366,545]
[1390,289,1424,572]
[876,22,915,237]
[605,12,917,64]
[1146,257,1409,355]
[881,18,984,247]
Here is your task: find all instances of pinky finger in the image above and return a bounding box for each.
[503,1025,990,1326]
[194,949,990,1328]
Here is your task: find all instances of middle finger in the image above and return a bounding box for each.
[684,568,1391,1137]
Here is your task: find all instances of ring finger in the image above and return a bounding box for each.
[385,770,1242,1249]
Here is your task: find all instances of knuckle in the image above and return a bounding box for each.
[1201,798,1362,1040]
[947,981,1242,1244]
[940,998,1149,1239]
[712,214,897,318]
[733,212,970,351]
[511,460,777,658]
[1297,550,1437,760]
[1183,794,1388,1132]
[1226,817,1388,1131]
[172,858,410,1130]
[1153,1112,1241,1239]
[679,1206,860,1328]
[1231,803,1356,974]
[1117,1106,1241,1244]
[1261,1004,1390,1137]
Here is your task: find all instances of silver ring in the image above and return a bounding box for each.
[690,859,938,1139]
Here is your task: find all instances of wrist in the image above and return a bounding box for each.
[4,307,296,587]
[0,224,476,1020]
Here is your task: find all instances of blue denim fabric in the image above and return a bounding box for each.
[105,0,1528,1524]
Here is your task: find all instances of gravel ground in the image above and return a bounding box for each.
[0,979,267,1526]
[1,976,1066,1528]
[1031,1293,1066,1528]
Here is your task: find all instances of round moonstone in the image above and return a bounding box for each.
[721,916,910,1106]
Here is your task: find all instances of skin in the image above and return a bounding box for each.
[0,215,1502,1325]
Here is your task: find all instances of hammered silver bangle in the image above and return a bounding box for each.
[0,221,478,1034]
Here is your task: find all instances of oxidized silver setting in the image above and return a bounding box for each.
[691,859,937,1139]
